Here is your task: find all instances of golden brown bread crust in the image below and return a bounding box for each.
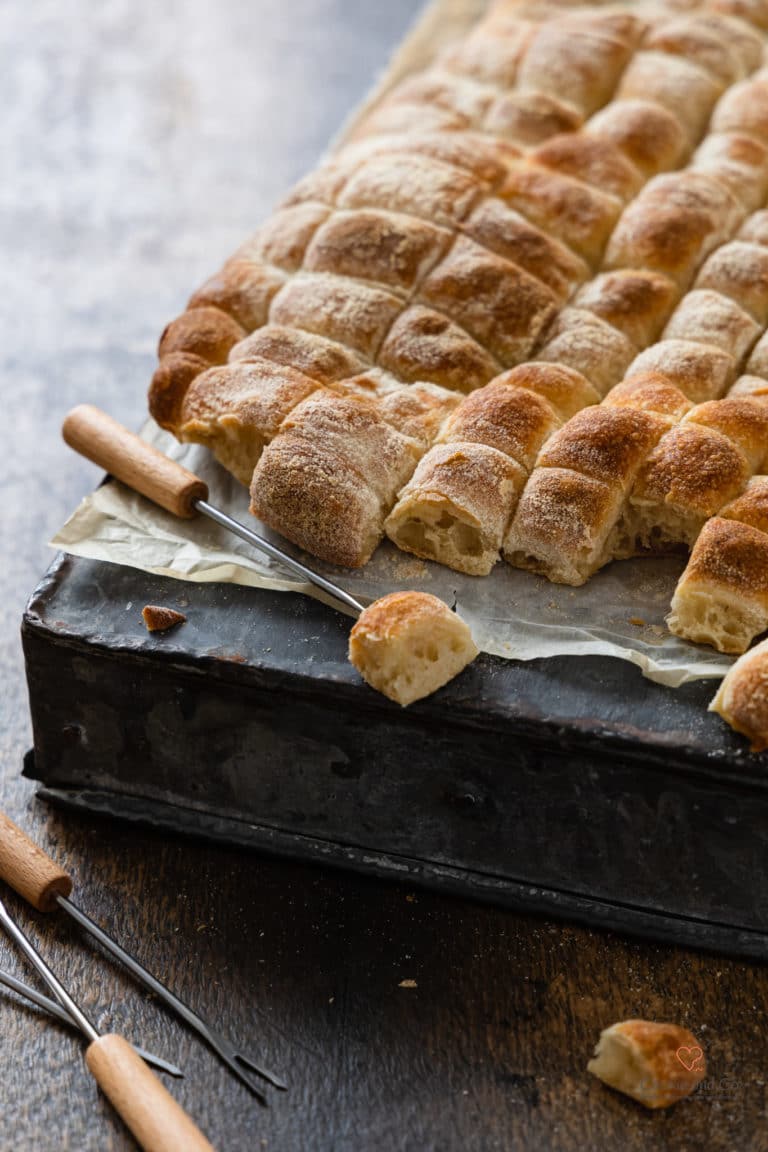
[378,306,502,393]
[686,396,768,471]
[342,130,519,186]
[384,363,598,578]
[149,353,211,431]
[415,235,559,366]
[572,270,678,348]
[338,152,482,228]
[535,405,667,490]
[230,324,366,383]
[626,339,734,403]
[438,19,535,88]
[603,372,693,422]
[588,1019,706,1109]
[491,362,599,420]
[188,261,287,331]
[500,164,622,266]
[630,423,750,533]
[461,198,589,301]
[157,307,245,364]
[141,606,186,633]
[178,359,322,484]
[532,133,643,201]
[235,203,331,272]
[149,308,247,430]
[720,475,768,534]
[710,637,768,749]
[728,372,768,399]
[484,90,583,146]
[303,209,451,294]
[503,467,623,585]
[645,18,750,85]
[738,207,768,245]
[251,436,384,568]
[616,50,724,140]
[692,132,768,210]
[535,308,637,397]
[375,382,461,445]
[711,73,768,137]
[384,71,495,125]
[694,240,768,323]
[710,0,768,30]
[268,274,403,361]
[151,0,768,589]
[587,99,687,177]
[277,391,421,505]
[662,288,761,362]
[514,14,639,117]
[438,380,560,471]
[250,391,422,568]
[605,173,742,288]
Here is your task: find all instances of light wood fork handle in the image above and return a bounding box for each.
[62,404,208,518]
[86,1034,216,1151]
[0,812,72,912]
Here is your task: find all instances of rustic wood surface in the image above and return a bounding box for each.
[3,1,768,1148]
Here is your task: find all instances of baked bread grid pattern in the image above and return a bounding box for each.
[504,202,768,588]
[384,58,768,576]
[146,0,768,575]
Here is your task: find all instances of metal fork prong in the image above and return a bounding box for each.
[56,895,284,1094]
[235,1050,288,1091]
[0,966,184,1078]
[220,1048,269,1106]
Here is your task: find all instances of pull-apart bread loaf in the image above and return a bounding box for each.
[148,0,768,706]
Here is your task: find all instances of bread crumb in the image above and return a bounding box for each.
[142,605,187,633]
[629,616,645,627]
[399,979,418,989]
[588,1019,706,1108]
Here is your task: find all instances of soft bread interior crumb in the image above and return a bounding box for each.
[588,1031,652,1107]
[182,420,266,487]
[387,502,498,576]
[667,590,762,654]
[349,591,478,707]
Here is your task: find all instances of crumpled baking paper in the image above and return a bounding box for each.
[52,419,734,688]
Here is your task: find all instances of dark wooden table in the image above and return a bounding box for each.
[3,2,768,1148]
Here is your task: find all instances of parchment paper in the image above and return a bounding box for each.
[50,0,735,688]
[52,420,733,687]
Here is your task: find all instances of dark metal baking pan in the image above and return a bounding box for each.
[21,552,768,959]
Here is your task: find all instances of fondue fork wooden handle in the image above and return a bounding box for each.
[62,403,208,518]
[0,896,215,1152]
[0,810,73,912]
[86,1035,215,1152]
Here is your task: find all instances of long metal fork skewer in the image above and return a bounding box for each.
[0,899,99,1044]
[0,965,183,1077]
[197,500,365,616]
[57,894,286,1097]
